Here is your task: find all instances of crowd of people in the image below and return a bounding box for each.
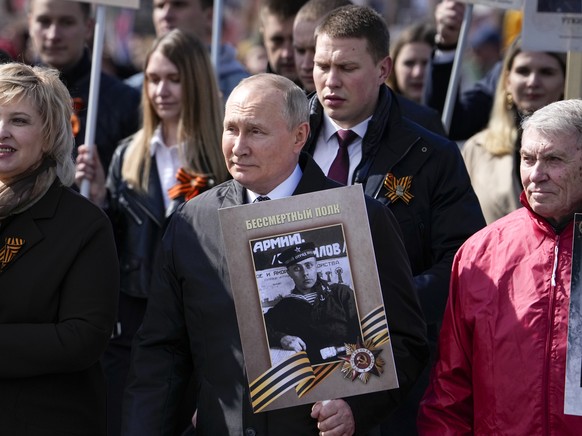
[1,0,581,435]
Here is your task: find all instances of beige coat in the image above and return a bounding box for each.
[461,130,522,224]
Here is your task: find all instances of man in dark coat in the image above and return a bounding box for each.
[292,0,446,136]
[122,73,428,435]
[28,0,140,172]
[303,5,486,434]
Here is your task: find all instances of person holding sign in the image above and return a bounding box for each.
[75,29,228,436]
[0,63,118,436]
[27,0,140,173]
[264,242,360,365]
[122,73,428,436]
[418,99,582,434]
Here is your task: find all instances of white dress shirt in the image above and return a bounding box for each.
[246,164,303,204]
[312,114,370,185]
[150,126,182,210]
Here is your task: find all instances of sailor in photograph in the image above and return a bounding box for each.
[264,242,360,364]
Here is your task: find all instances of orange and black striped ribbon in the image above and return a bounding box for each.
[167,168,209,201]
[0,237,25,271]
[248,305,390,412]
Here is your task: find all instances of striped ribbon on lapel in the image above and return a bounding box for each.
[0,237,25,271]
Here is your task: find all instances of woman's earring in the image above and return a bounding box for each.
[506,92,514,111]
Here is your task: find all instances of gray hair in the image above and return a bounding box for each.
[521,99,582,145]
[0,62,75,185]
[230,73,310,130]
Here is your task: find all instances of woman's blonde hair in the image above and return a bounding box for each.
[0,62,75,185]
[122,29,227,190]
[481,36,565,156]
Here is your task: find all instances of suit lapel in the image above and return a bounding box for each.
[221,180,246,207]
[0,210,44,274]
[361,99,433,200]
[294,153,332,195]
[0,183,61,274]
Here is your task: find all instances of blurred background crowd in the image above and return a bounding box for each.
[0,0,519,93]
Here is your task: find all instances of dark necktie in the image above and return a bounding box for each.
[254,195,271,202]
[327,129,357,185]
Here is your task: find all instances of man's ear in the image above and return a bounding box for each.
[377,55,392,85]
[293,122,310,153]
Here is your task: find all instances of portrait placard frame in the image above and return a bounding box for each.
[219,185,398,412]
[565,213,582,415]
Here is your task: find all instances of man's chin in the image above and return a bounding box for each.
[41,54,76,71]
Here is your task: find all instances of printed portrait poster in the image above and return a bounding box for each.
[219,185,398,412]
[522,0,582,52]
[455,0,522,10]
[565,213,582,415]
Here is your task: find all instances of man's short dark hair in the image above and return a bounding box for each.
[261,0,308,20]
[296,0,352,22]
[78,2,92,19]
[315,5,390,63]
[28,0,93,19]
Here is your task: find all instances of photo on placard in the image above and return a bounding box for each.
[251,225,361,367]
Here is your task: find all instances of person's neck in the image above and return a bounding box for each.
[546,215,575,234]
[161,121,179,147]
[294,287,312,295]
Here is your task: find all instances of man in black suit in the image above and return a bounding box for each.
[303,5,485,434]
[122,73,428,435]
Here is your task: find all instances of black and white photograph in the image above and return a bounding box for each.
[251,225,361,366]
[565,214,582,415]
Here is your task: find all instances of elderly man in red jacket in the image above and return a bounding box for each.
[418,98,582,434]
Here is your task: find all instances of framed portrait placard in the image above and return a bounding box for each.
[565,213,582,415]
[219,185,398,412]
[522,0,582,53]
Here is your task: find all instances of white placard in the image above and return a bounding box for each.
[522,0,582,52]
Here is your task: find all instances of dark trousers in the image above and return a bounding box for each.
[103,292,198,436]
[102,292,147,436]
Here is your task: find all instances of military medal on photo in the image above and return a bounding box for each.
[340,338,385,384]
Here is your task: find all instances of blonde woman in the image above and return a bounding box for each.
[461,36,565,224]
[0,63,118,435]
[75,29,228,436]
